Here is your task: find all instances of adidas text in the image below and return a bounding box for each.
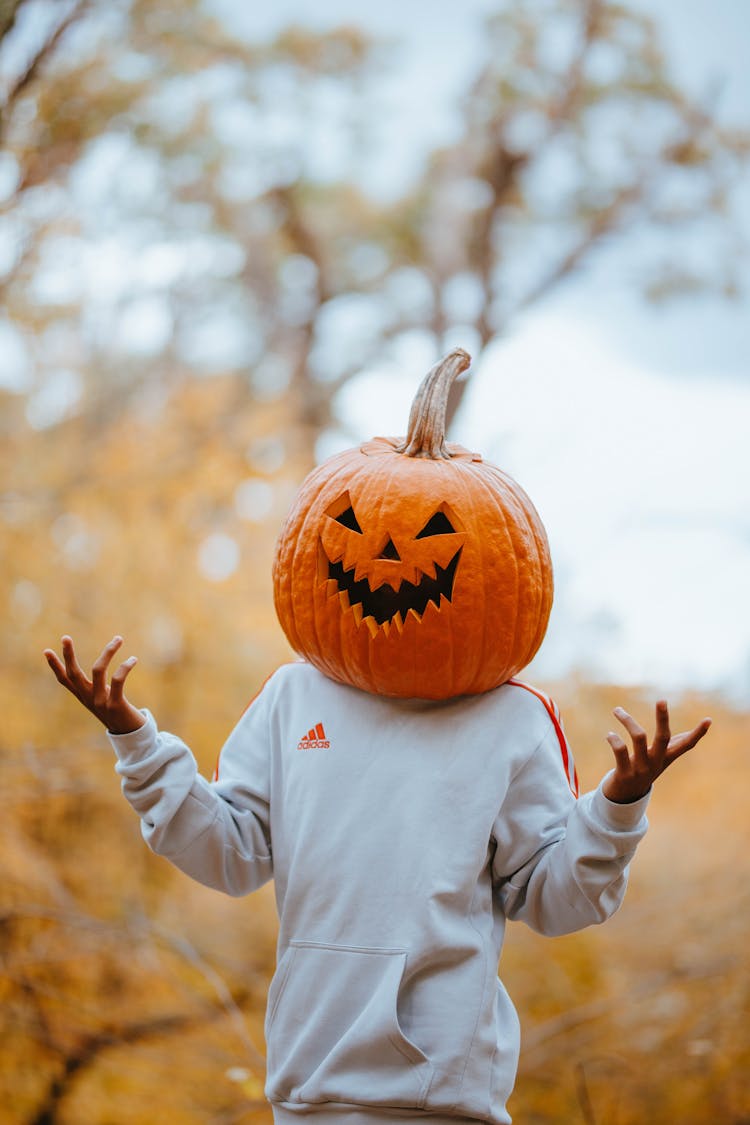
[297,722,331,751]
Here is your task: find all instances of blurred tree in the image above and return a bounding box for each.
[1,0,748,455]
[1,4,750,1119]
[0,0,24,40]
[0,0,89,140]
[393,0,750,420]
[1,0,392,463]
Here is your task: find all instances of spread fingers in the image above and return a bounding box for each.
[652,700,671,755]
[61,635,89,686]
[44,648,73,689]
[92,636,123,705]
[612,707,649,767]
[606,730,631,772]
[108,656,138,705]
[666,718,712,765]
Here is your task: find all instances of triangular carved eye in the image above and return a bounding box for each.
[416,511,455,538]
[334,505,363,533]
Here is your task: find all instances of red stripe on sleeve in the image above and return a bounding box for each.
[508,678,580,797]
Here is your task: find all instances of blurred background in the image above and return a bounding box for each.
[1,0,748,1122]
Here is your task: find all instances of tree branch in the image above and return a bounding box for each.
[0,0,90,144]
[153,924,266,1068]
[0,0,27,42]
[2,907,262,1125]
[545,0,604,134]
[28,1000,252,1125]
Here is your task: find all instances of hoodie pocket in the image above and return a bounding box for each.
[265,941,432,1107]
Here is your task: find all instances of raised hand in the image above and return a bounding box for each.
[44,635,146,735]
[602,700,711,803]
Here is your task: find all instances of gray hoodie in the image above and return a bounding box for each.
[109,662,649,1125]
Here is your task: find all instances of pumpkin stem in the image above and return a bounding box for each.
[396,348,472,459]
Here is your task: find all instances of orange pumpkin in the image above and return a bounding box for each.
[272,349,553,699]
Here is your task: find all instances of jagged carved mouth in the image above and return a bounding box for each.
[324,548,462,631]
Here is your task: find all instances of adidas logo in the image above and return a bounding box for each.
[297,722,331,751]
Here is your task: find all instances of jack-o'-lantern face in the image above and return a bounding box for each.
[273,350,553,699]
[320,491,463,632]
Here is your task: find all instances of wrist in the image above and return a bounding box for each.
[592,776,651,831]
[602,774,651,804]
[106,707,146,736]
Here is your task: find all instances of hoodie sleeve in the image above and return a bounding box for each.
[107,683,274,898]
[491,719,650,936]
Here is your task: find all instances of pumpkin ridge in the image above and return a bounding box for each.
[308,460,364,682]
[528,518,554,664]
[516,483,552,667]
[481,465,523,683]
[450,458,493,692]
[274,450,351,654]
[483,462,552,668]
[497,462,552,672]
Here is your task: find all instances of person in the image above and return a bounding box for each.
[43,632,711,1125]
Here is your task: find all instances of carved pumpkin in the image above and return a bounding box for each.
[273,349,553,699]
